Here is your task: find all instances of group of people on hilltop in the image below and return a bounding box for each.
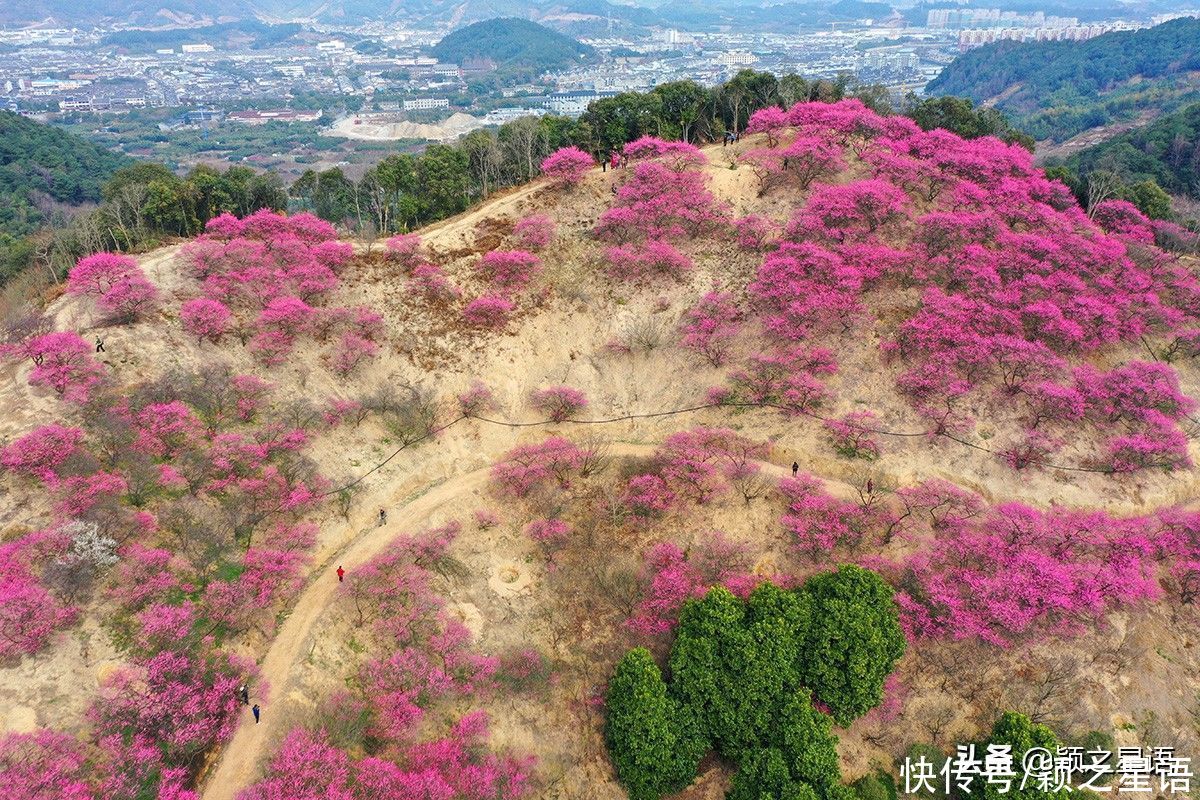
[600,150,626,172]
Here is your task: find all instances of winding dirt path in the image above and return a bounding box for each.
[199,440,795,800]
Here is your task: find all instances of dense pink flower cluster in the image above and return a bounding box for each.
[713,345,837,414]
[179,210,380,370]
[0,729,94,800]
[462,294,515,329]
[512,214,556,251]
[780,474,868,557]
[67,252,159,323]
[526,518,571,549]
[0,529,77,661]
[621,136,708,170]
[772,469,1200,647]
[475,249,542,292]
[742,135,845,195]
[626,532,754,635]
[457,381,495,417]
[384,233,424,269]
[1,423,85,483]
[595,161,726,243]
[540,146,593,187]
[733,214,774,250]
[621,427,770,519]
[244,713,531,800]
[823,410,881,459]
[491,437,587,498]
[729,98,1199,471]
[604,240,693,282]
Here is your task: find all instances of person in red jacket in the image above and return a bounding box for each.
[336,565,345,583]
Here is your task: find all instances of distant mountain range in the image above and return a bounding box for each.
[2,0,897,33]
[926,16,1200,142]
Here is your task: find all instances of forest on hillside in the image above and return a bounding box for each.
[926,17,1200,141]
[1068,101,1200,199]
[0,111,133,239]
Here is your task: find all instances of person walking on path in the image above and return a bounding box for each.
[378,508,387,527]
[337,565,345,583]
[95,337,105,353]
[610,151,619,171]
[792,461,799,477]
[252,704,261,724]
[239,684,249,705]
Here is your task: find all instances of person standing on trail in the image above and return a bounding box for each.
[337,565,345,583]
[866,479,874,495]
[239,684,249,705]
[378,508,387,527]
[252,704,261,724]
[610,151,619,171]
[792,461,799,477]
[95,337,105,353]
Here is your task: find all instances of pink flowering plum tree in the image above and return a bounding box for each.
[717,346,838,414]
[605,240,693,282]
[526,518,571,556]
[529,386,588,422]
[595,162,726,242]
[258,296,316,336]
[748,242,868,340]
[311,240,354,273]
[623,474,676,521]
[621,136,707,170]
[67,252,138,297]
[887,500,1162,646]
[743,135,845,196]
[384,233,423,269]
[330,333,379,377]
[733,214,774,250]
[458,381,496,418]
[679,290,741,366]
[180,297,232,343]
[745,106,789,147]
[463,295,515,330]
[789,179,908,242]
[779,473,868,558]
[540,147,593,187]
[475,250,541,292]
[647,427,771,505]
[626,533,749,635]
[90,645,251,776]
[68,252,158,323]
[824,411,881,459]
[512,214,556,251]
[0,531,78,660]
[1,424,85,485]
[0,730,93,800]
[491,437,587,498]
[1091,200,1156,245]
[23,332,107,402]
